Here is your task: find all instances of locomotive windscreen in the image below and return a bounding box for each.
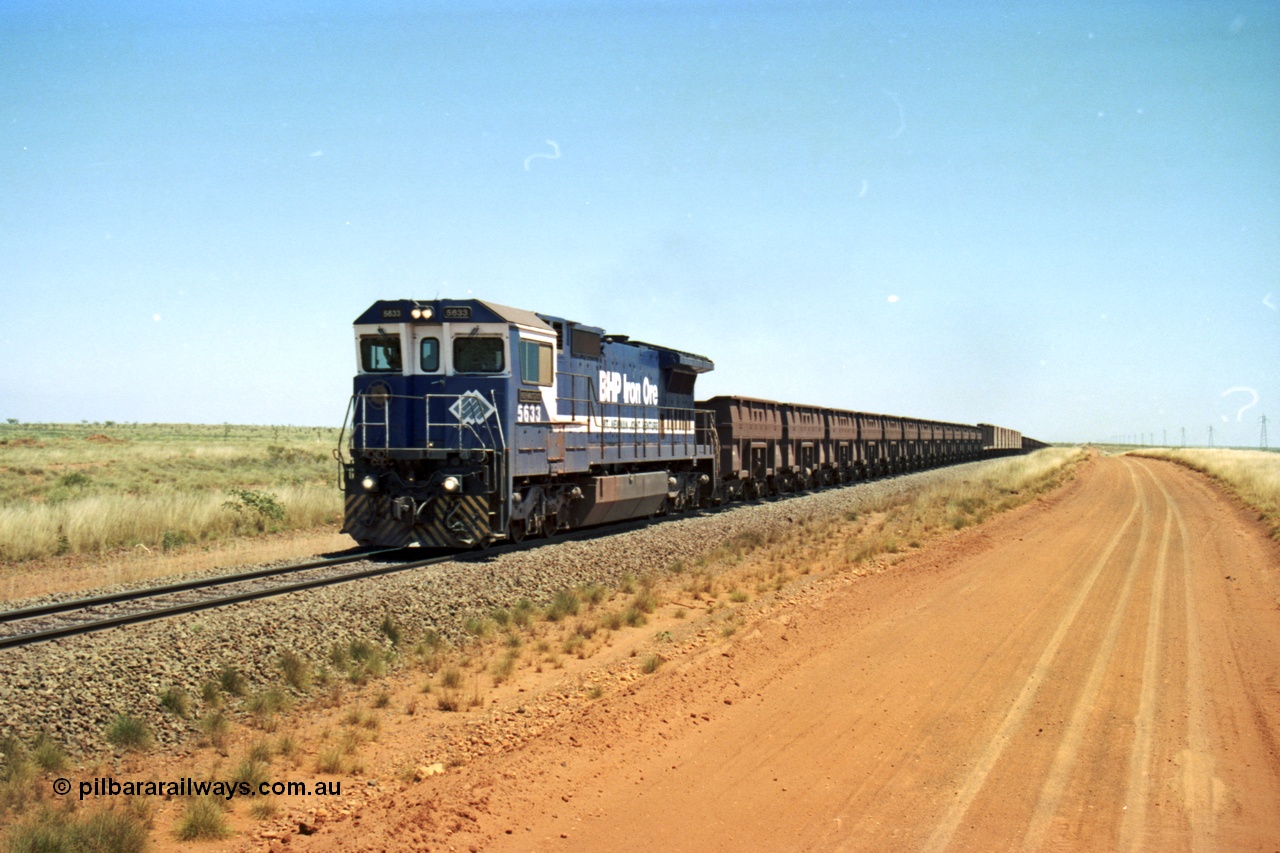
[453,337,505,373]
[361,336,401,373]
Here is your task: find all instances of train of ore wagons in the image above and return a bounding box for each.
[339,299,1047,549]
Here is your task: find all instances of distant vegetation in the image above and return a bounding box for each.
[1130,447,1280,540]
[0,422,343,562]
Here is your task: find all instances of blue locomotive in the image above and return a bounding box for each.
[339,299,717,547]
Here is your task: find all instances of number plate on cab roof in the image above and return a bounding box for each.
[442,306,471,320]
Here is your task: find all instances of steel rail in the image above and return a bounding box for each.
[0,548,406,625]
[0,513,664,650]
[0,552,457,651]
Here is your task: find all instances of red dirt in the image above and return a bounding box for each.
[233,456,1280,851]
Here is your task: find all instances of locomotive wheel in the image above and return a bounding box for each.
[508,519,526,544]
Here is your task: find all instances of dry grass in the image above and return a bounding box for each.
[0,484,339,564]
[692,447,1086,580]
[0,422,342,565]
[0,529,352,604]
[1130,448,1280,538]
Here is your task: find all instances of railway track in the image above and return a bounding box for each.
[0,548,440,650]
[0,513,671,650]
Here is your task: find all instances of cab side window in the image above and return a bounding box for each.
[520,340,553,385]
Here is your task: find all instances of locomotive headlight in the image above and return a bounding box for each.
[361,476,378,492]
[442,475,461,493]
[411,306,434,320]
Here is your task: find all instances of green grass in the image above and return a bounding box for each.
[511,599,536,628]
[230,756,271,790]
[158,686,190,718]
[249,797,280,821]
[174,796,231,841]
[198,710,230,749]
[104,715,152,752]
[545,588,582,622]
[491,650,519,684]
[440,667,463,690]
[630,588,659,614]
[246,739,274,764]
[5,805,149,853]
[0,422,342,562]
[278,649,313,691]
[29,733,68,775]
[337,638,392,684]
[248,688,293,730]
[315,747,347,774]
[218,665,247,697]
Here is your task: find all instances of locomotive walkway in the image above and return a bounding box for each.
[290,454,1280,851]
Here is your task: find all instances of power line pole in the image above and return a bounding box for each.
[1208,425,1214,448]
[1162,428,1167,446]
[1181,426,1186,447]
[1263,415,1269,450]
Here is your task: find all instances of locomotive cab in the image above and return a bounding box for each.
[340,300,555,547]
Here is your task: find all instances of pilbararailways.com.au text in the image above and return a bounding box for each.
[61,776,342,801]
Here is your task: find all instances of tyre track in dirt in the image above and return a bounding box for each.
[925,460,1149,853]
[291,455,1280,852]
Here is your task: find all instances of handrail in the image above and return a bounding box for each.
[336,396,355,464]
[349,391,507,453]
[347,388,712,459]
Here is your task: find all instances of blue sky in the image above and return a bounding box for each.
[2,1,1276,445]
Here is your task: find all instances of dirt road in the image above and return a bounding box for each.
[301,456,1280,851]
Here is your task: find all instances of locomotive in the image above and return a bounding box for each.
[338,298,1033,549]
[338,299,716,548]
